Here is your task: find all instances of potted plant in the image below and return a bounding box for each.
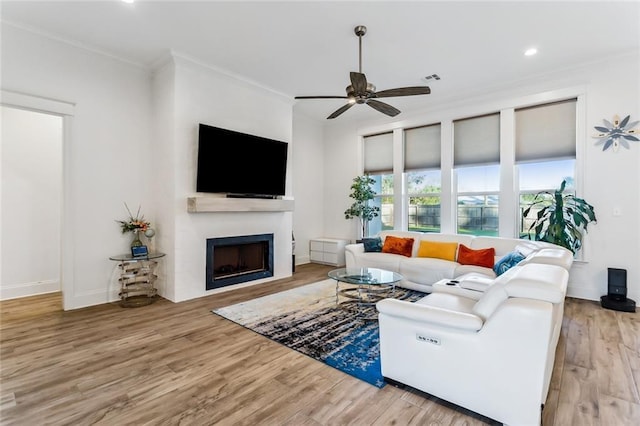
[344,175,380,239]
[523,180,597,254]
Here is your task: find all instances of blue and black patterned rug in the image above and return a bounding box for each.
[212,279,425,388]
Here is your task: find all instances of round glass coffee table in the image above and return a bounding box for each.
[328,267,404,320]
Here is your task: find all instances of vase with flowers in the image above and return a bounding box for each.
[116,203,152,248]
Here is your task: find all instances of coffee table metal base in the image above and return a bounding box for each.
[328,267,403,322]
[336,282,396,321]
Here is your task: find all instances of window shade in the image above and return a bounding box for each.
[515,99,577,162]
[454,113,500,167]
[404,124,441,171]
[364,132,393,174]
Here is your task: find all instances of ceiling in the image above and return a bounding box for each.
[2,1,639,122]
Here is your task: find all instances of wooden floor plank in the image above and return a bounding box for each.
[1,264,639,425]
[555,363,600,425]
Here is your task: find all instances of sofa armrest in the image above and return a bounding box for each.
[432,279,486,301]
[344,243,364,269]
[345,243,364,254]
[376,298,483,331]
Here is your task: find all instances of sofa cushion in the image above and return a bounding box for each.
[504,263,569,303]
[470,236,521,257]
[514,241,548,257]
[350,251,404,272]
[362,237,383,252]
[400,257,459,285]
[417,240,458,261]
[382,235,414,257]
[457,244,496,268]
[493,251,526,276]
[453,264,496,278]
[519,248,574,271]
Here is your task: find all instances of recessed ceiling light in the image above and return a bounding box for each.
[122,0,134,4]
[524,48,538,56]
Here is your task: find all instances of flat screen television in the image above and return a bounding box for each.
[196,123,288,198]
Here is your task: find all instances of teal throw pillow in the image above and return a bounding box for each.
[362,237,383,253]
[493,251,526,276]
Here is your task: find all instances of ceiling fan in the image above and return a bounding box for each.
[295,25,432,119]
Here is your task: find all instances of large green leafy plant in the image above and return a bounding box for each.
[523,180,597,254]
[344,175,380,239]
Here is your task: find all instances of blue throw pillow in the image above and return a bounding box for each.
[362,237,383,253]
[493,251,526,276]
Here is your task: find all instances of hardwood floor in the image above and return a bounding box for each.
[1,263,639,425]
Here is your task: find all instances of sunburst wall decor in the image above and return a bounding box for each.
[593,114,639,152]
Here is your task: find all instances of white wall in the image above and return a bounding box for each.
[153,54,295,302]
[1,24,154,309]
[150,58,176,301]
[291,110,325,264]
[2,21,637,309]
[1,106,62,299]
[323,121,363,240]
[320,53,640,302]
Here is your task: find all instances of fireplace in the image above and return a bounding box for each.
[206,233,274,290]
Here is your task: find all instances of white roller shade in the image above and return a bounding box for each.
[515,99,577,162]
[404,124,441,171]
[454,113,500,167]
[364,132,393,174]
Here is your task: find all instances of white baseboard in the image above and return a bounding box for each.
[567,285,639,305]
[65,288,118,310]
[296,255,310,265]
[0,279,60,300]
[566,285,601,302]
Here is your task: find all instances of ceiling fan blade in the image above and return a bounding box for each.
[350,72,368,94]
[327,102,355,119]
[366,99,400,117]
[295,95,349,99]
[375,86,431,98]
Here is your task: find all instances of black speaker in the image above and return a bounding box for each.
[607,268,627,300]
[601,267,636,313]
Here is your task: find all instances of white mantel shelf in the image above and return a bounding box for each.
[187,196,294,213]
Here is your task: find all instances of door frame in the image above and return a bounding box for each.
[1,90,75,310]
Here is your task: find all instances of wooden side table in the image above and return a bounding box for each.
[109,252,165,307]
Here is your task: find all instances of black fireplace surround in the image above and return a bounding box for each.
[206,233,274,290]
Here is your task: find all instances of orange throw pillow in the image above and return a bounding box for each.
[457,244,496,268]
[381,236,415,257]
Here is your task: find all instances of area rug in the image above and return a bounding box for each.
[212,279,425,388]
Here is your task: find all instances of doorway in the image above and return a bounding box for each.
[1,105,63,301]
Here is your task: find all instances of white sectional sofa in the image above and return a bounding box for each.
[345,230,572,293]
[360,231,574,425]
[376,261,571,426]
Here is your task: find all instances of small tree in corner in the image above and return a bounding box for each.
[344,175,380,239]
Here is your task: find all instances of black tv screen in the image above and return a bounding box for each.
[196,123,288,197]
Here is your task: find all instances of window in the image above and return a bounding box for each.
[407,170,441,232]
[358,94,582,242]
[516,99,577,238]
[454,113,500,236]
[364,132,394,235]
[370,174,394,233]
[405,124,441,232]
